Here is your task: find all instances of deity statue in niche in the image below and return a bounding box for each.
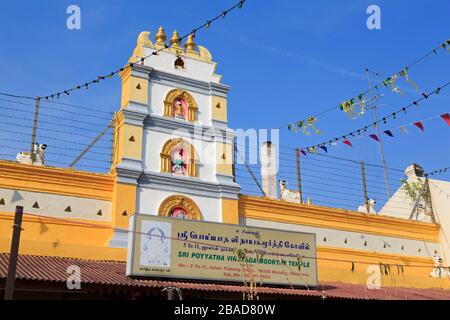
[174,98,187,120]
[171,145,189,176]
[168,207,189,219]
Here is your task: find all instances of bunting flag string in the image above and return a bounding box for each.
[441,113,450,127]
[298,81,449,153]
[288,39,450,135]
[301,111,449,155]
[39,0,247,101]
[425,166,450,178]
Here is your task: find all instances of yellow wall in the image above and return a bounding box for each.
[317,246,449,290]
[111,180,137,229]
[112,112,143,166]
[216,143,233,176]
[120,67,149,108]
[0,213,124,261]
[0,161,114,201]
[211,95,227,123]
[221,198,239,224]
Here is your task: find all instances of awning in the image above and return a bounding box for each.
[1,253,450,300]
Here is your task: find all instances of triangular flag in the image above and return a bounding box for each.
[414,121,424,131]
[343,139,352,147]
[320,146,328,153]
[384,130,394,137]
[399,126,409,134]
[369,134,380,142]
[308,147,317,154]
[441,113,450,127]
[300,150,307,156]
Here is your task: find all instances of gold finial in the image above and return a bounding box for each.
[184,34,196,52]
[155,26,167,46]
[170,30,183,50]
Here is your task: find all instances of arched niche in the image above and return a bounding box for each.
[158,195,201,220]
[163,89,198,122]
[160,138,199,177]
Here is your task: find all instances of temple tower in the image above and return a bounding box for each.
[110,28,240,246]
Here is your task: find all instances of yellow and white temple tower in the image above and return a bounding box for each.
[110,28,240,247]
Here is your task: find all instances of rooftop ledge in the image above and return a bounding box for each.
[238,194,440,243]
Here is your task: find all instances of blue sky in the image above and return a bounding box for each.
[0,0,449,189]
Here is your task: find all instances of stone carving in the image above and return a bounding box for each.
[16,143,47,166]
[358,199,377,214]
[279,180,301,203]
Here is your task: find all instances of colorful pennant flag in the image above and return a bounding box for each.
[343,139,352,147]
[320,146,328,153]
[414,121,424,131]
[308,147,317,154]
[300,150,307,156]
[369,134,380,142]
[399,67,419,91]
[384,130,394,137]
[399,126,409,134]
[441,113,450,126]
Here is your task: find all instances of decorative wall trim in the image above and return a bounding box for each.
[147,68,230,97]
[158,194,201,220]
[243,217,439,258]
[239,195,440,242]
[122,102,149,126]
[139,171,240,199]
[144,115,235,144]
[128,64,152,80]
[115,158,143,185]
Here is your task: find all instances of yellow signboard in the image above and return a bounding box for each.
[126,214,317,287]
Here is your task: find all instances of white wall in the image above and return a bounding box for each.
[379,176,433,222]
[136,187,222,222]
[429,179,450,265]
[142,48,221,83]
[148,81,212,126]
[0,188,111,222]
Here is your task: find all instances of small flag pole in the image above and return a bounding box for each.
[365,69,391,198]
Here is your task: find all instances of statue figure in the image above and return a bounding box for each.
[171,149,186,175]
[16,143,47,166]
[169,207,189,219]
[174,98,185,120]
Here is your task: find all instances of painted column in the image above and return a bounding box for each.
[110,65,149,247]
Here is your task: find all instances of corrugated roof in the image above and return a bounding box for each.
[1,253,449,300]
